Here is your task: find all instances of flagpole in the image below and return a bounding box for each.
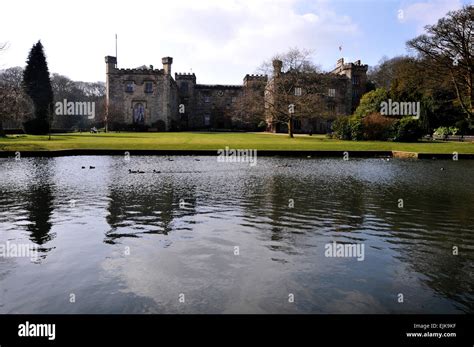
[115,34,118,67]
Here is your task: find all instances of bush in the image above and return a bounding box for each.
[393,117,423,142]
[433,126,449,136]
[332,116,351,140]
[353,88,390,118]
[449,126,459,135]
[349,115,364,141]
[257,121,267,131]
[361,112,397,141]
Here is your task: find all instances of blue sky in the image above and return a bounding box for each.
[0,0,471,84]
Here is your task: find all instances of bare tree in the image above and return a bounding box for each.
[0,67,34,136]
[265,71,337,137]
[257,47,321,76]
[248,47,337,138]
[226,83,266,130]
[407,5,474,121]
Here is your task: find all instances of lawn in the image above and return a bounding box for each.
[0,132,473,154]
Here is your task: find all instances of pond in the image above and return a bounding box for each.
[0,156,472,313]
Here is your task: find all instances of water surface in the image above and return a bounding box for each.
[0,156,472,313]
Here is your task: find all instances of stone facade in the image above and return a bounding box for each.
[105,56,178,130]
[265,57,368,134]
[105,55,366,133]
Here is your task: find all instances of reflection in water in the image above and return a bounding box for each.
[0,156,472,313]
[0,158,56,260]
[105,174,197,244]
[26,183,54,245]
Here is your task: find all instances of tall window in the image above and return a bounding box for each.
[328,88,336,97]
[204,96,211,103]
[352,76,360,85]
[204,114,211,126]
[133,103,145,124]
[126,81,134,93]
[294,87,302,96]
[145,82,153,93]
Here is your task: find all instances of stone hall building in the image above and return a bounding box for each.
[105,55,367,133]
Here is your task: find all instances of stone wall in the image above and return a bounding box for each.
[105,56,178,130]
[105,55,366,133]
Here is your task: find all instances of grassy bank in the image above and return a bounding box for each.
[0,132,473,153]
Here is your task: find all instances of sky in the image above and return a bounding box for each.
[0,0,471,84]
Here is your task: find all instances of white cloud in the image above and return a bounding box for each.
[399,0,463,32]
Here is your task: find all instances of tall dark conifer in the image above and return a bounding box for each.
[22,41,54,134]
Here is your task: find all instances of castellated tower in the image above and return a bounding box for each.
[105,55,178,131]
[175,73,197,129]
[331,58,368,112]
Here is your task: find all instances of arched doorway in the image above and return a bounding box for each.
[133,103,145,125]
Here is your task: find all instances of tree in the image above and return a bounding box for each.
[407,5,474,122]
[257,48,337,137]
[50,74,105,130]
[1,67,35,136]
[22,41,54,134]
[257,47,321,77]
[266,72,336,137]
[369,56,417,91]
[353,88,390,118]
[368,54,465,132]
[227,81,266,130]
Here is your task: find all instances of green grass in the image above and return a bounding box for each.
[0,132,473,153]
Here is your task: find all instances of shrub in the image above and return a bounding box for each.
[332,116,351,140]
[361,112,397,141]
[449,126,459,135]
[257,121,267,131]
[349,115,364,141]
[393,117,423,142]
[353,88,390,118]
[433,126,450,136]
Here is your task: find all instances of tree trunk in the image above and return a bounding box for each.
[288,117,294,138]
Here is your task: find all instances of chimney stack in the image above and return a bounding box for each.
[272,59,283,77]
[162,57,173,75]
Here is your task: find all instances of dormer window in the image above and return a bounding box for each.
[145,82,153,93]
[126,81,134,93]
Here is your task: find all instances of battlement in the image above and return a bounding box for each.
[175,72,197,80]
[332,58,368,75]
[244,74,268,81]
[196,84,242,90]
[113,67,164,75]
